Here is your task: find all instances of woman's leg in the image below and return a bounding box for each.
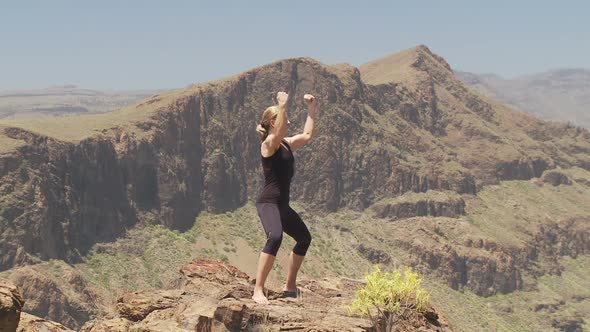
[284,252,305,292]
[253,203,283,304]
[253,253,275,304]
[281,206,312,292]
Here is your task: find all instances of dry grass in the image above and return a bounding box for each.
[359,45,428,86]
[463,177,590,247]
[0,84,202,143]
[0,132,25,153]
[0,102,157,143]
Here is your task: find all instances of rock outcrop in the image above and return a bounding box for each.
[3,265,102,330]
[540,170,573,186]
[532,216,590,273]
[407,242,522,297]
[16,312,73,332]
[371,191,465,220]
[80,258,450,332]
[356,244,392,264]
[1,281,24,332]
[1,281,74,332]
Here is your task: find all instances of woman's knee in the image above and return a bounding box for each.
[269,231,283,246]
[300,231,312,247]
[263,232,283,256]
[293,231,311,256]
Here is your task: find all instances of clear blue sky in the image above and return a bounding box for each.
[1,0,588,90]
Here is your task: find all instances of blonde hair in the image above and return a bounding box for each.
[256,106,284,141]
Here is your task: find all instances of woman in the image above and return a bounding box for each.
[253,91,318,305]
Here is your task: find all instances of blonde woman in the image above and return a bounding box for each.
[253,91,318,304]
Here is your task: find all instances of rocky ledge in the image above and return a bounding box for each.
[79,258,450,332]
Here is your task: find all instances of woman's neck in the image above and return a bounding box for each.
[270,129,286,141]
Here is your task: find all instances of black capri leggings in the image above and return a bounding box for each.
[256,203,312,257]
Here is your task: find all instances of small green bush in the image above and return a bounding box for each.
[348,266,430,332]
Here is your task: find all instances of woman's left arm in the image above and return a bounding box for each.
[286,94,318,151]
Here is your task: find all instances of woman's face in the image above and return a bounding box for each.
[272,112,290,136]
[283,113,291,131]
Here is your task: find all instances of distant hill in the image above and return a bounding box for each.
[456,69,590,129]
[0,85,161,118]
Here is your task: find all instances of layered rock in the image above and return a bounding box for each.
[371,191,465,220]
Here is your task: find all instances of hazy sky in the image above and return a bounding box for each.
[1,0,588,90]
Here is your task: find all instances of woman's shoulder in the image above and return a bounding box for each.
[261,136,280,158]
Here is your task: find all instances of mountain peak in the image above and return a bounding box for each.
[359,45,452,85]
[412,44,434,54]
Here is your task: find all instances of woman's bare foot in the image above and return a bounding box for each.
[252,286,270,305]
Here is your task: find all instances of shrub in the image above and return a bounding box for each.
[348,266,430,332]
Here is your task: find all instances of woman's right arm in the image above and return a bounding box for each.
[261,92,289,157]
[261,134,280,157]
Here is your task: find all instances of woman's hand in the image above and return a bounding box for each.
[277,91,289,108]
[283,93,317,151]
[304,94,318,113]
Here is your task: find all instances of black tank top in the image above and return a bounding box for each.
[257,139,294,205]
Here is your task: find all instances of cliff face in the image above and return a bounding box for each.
[0,129,137,268]
[1,46,589,276]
